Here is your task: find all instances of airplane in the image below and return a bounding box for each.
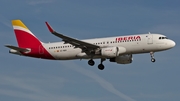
[5,20,176,70]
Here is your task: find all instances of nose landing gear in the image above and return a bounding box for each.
[150,52,156,62]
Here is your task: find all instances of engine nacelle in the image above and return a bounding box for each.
[109,54,133,64]
[101,47,126,58]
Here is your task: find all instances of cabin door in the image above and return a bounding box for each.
[147,34,153,44]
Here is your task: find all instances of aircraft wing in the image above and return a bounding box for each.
[5,45,29,52]
[45,22,100,52]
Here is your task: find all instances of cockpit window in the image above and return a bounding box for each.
[159,37,168,40]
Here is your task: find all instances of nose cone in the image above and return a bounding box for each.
[170,40,176,48]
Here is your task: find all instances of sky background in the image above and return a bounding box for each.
[0,0,179,101]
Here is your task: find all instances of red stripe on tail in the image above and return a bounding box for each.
[14,30,55,60]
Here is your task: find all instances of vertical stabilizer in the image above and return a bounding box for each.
[12,20,42,48]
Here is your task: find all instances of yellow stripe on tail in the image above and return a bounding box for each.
[12,20,29,30]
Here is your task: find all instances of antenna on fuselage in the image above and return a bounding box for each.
[149,32,151,34]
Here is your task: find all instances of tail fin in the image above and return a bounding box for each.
[12,20,42,48]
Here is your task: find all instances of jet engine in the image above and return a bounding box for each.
[101,47,126,58]
[109,54,133,64]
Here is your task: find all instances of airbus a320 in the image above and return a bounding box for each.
[5,20,176,70]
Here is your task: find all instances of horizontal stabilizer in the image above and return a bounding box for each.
[5,45,29,52]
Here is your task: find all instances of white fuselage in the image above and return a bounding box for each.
[7,20,176,70]
[41,33,175,60]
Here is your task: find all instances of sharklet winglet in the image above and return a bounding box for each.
[45,22,55,33]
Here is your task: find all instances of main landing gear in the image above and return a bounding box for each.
[88,58,106,70]
[150,52,156,62]
[98,58,106,70]
[88,59,95,66]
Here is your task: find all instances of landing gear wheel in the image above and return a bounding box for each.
[151,58,156,62]
[88,59,95,66]
[98,64,105,70]
[150,52,156,63]
[97,58,106,70]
